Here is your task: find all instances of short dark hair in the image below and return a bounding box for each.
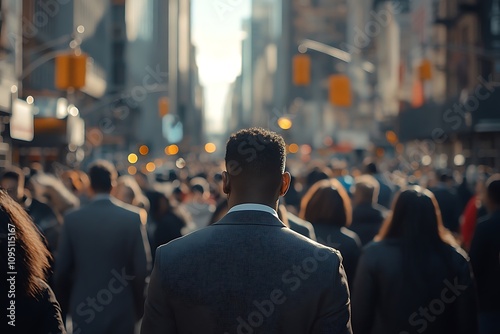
[1,167,25,187]
[88,160,117,193]
[225,128,286,178]
[486,174,500,206]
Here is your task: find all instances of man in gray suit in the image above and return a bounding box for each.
[55,160,151,334]
[141,128,352,334]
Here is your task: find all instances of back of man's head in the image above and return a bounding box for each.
[0,166,25,201]
[354,175,379,205]
[225,128,286,193]
[88,160,117,194]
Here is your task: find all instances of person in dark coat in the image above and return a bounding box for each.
[54,160,151,334]
[149,191,189,251]
[299,178,361,287]
[430,170,461,233]
[352,186,478,334]
[349,175,387,246]
[470,174,500,334]
[363,160,394,209]
[0,190,66,334]
[141,128,352,334]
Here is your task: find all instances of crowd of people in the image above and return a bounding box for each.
[1,127,499,333]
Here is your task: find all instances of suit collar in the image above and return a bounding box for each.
[214,210,286,228]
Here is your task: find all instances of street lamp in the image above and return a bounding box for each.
[298,39,375,73]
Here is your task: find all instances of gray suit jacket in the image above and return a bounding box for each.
[141,210,352,334]
[55,197,151,334]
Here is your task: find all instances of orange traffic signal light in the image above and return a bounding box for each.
[328,74,352,107]
[55,53,87,90]
[293,54,311,86]
[418,59,432,81]
[158,97,169,117]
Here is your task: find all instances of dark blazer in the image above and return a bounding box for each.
[54,197,151,334]
[352,239,477,334]
[350,203,386,246]
[430,185,461,233]
[470,210,500,312]
[141,210,352,334]
[313,224,361,287]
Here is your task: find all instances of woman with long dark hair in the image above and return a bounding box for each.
[352,186,477,334]
[0,190,66,333]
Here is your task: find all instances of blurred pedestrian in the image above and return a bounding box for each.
[430,170,461,234]
[141,128,352,333]
[54,160,151,334]
[183,177,215,230]
[0,190,66,334]
[349,175,387,246]
[148,190,189,252]
[299,178,361,286]
[352,186,477,334]
[113,175,150,210]
[470,174,500,334]
[461,173,489,250]
[363,160,394,209]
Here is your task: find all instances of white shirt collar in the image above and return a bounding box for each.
[227,203,279,219]
[92,194,112,202]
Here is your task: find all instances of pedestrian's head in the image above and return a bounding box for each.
[88,160,117,195]
[363,159,378,175]
[485,174,500,212]
[299,178,352,227]
[377,186,455,246]
[223,128,290,208]
[352,175,379,206]
[0,166,25,202]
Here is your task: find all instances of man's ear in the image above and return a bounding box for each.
[280,172,291,197]
[222,171,231,195]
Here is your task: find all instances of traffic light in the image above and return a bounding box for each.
[293,54,311,86]
[328,74,352,107]
[418,59,432,81]
[55,53,88,90]
[158,97,169,117]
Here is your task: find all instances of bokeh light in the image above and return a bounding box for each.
[128,153,138,164]
[205,143,217,153]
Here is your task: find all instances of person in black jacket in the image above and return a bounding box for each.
[349,175,387,246]
[352,186,478,334]
[299,178,361,287]
[430,170,461,233]
[149,191,189,251]
[470,174,500,334]
[0,189,66,334]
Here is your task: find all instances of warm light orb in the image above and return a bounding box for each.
[288,143,299,154]
[145,162,156,172]
[165,145,179,155]
[128,166,137,175]
[205,143,217,153]
[385,131,398,145]
[139,145,149,155]
[277,117,293,130]
[128,153,138,164]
